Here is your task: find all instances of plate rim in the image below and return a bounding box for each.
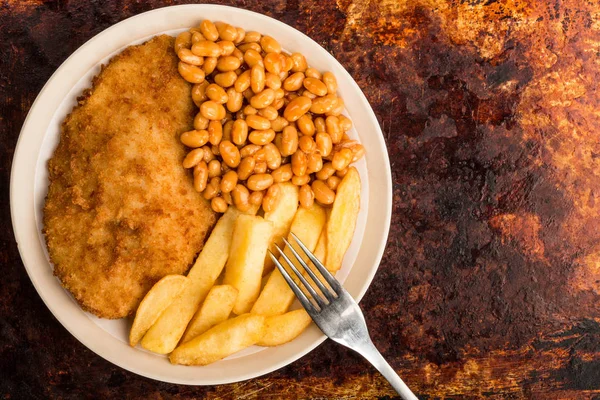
[10,3,392,385]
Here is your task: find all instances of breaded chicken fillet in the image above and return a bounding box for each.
[43,35,216,319]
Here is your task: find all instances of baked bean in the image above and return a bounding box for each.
[217,40,235,56]
[249,190,264,206]
[235,27,245,44]
[312,180,335,205]
[233,47,243,64]
[342,133,351,141]
[215,22,238,42]
[238,42,262,53]
[283,96,312,121]
[232,184,251,211]
[299,184,314,208]
[247,174,274,191]
[250,88,276,109]
[260,35,281,53]
[217,55,241,72]
[271,116,289,132]
[231,119,249,145]
[244,31,261,43]
[244,49,264,68]
[220,170,238,193]
[327,96,345,116]
[258,106,278,121]
[314,117,326,132]
[200,101,226,120]
[205,84,228,104]
[223,191,233,205]
[315,132,333,157]
[282,55,294,72]
[339,115,353,131]
[291,173,310,186]
[272,97,285,110]
[219,140,241,168]
[326,175,341,190]
[175,31,192,52]
[203,145,216,162]
[251,64,266,93]
[264,52,282,75]
[307,152,323,173]
[248,128,275,145]
[332,148,352,170]
[208,159,221,178]
[178,48,203,66]
[193,161,209,192]
[226,88,243,112]
[322,72,338,94]
[237,156,256,180]
[279,70,289,82]
[274,88,285,99]
[272,164,293,183]
[296,114,316,136]
[290,53,308,72]
[183,148,205,168]
[192,81,210,107]
[211,196,228,213]
[246,114,271,130]
[207,121,223,145]
[222,120,234,141]
[202,57,218,74]
[234,70,252,93]
[191,40,221,57]
[254,161,268,174]
[214,71,237,87]
[211,144,221,156]
[191,31,205,44]
[254,147,267,162]
[305,67,322,79]
[303,78,328,96]
[262,184,281,212]
[315,162,336,180]
[180,129,209,148]
[240,144,261,158]
[265,73,282,90]
[178,62,205,83]
[291,150,308,176]
[299,135,316,153]
[280,125,299,156]
[203,180,219,200]
[301,90,317,100]
[283,72,304,91]
[351,143,366,162]
[310,94,337,114]
[198,20,218,41]
[263,143,282,170]
[326,116,343,143]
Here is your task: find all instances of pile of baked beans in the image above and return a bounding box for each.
[176,20,365,213]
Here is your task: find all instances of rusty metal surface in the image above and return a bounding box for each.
[2,0,600,398]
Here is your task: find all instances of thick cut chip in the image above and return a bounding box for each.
[170,314,265,366]
[129,275,188,347]
[326,167,361,272]
[251,203,326,316]
[141,207,242,354]
[224,215,274,315]
[257,309,312,347]
[181,285,238,344]
[263,183,299,274]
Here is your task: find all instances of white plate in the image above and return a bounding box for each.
[10,4,392,385]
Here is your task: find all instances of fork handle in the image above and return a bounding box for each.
[355,339,418,400]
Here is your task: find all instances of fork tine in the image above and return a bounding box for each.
[290,232,342,293]
[269,252,317,313]
[282,237,336,302]
[275,245,328,309]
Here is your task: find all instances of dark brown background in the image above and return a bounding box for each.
[2,0,600,399]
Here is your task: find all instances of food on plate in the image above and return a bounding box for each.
[256,309,312,347]
[170,314,266,366]
[129,275,189,347]
[141,206,244,354]
[326,167,361,271]
[251,203,327,316]
[181,284,238,344]
[175,20,365,215]
[43,35,216,319]
[223,214,274,315]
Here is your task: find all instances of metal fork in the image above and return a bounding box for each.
[269,233,418,400]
